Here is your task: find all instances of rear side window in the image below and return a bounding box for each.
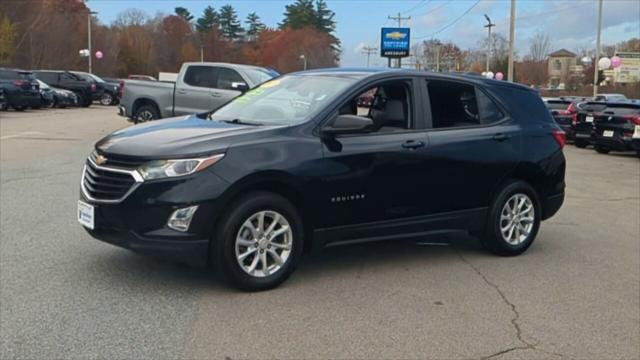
[489,85,551,123]
[477,90,504,124]
[183,66,216,88]
[216,68,245,90]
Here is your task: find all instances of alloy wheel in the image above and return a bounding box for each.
[100,94,113,106]
[235,210,293,278]
[137,110,154,122]
[499,193,535,245]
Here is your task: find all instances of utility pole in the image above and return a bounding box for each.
[87,11,98,73]
[593,0,603,96]
[387,12,411,68]
[362,46,378,67]
[484,14,495,73]
[507,0,516,81]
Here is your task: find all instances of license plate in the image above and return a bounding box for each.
[78,200,94,229]
[585,115,594,123]
[603,130,614,138]
[633,125,640,139]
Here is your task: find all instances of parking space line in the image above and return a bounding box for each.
[0,131,46,140]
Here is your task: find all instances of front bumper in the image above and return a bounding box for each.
[79,167,230,267]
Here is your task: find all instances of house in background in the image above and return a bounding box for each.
[547,49,578,89]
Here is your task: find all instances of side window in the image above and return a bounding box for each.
[477,90,504,124]
[183,66,216,88]
[216,68,245,90]
[61,73,76,81]
[337,80,412,133]
[427,80,480,128]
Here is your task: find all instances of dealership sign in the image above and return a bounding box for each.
[380,27,410,58]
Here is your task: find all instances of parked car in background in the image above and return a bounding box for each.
[594,93,627,102]
[79,68,566,290]
[119,62,279,122]
[128,74,157,81]
[573,101,607,148]
[0,87,7,111]
[102,77,124,101]
[32,70,95,107]
[591,101,640,155]
[72,72,120,106]
[544,96,590,140]
[36,80,55,108]
[0,68,41,111]
[37,80,76,108]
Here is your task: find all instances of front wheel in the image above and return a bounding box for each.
[595,145,610,154]
[212,191,303,291]
[481,181,541,256]
[100,93,114,106]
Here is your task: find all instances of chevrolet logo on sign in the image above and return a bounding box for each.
[385,31,407,40]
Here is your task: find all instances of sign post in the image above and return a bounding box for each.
[380,28,410,68]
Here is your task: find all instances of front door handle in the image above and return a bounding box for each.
[176,89,187,95]
[210,92,222,98]
[493,133,510,142]
[402,140,425,150]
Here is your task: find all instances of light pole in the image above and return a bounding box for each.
[507,0,516,82]
[593,0,603,96]
[87,11,98,73]
[484,14,495,73]
[299,54,307,70]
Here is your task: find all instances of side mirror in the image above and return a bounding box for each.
[323,114,373,135]
[231,82,249,93]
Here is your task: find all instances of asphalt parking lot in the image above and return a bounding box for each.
[1,106,639,359]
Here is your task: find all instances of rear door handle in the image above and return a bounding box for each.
[210,92,222,97]
[402,140,425,149]
[493,133,510,142]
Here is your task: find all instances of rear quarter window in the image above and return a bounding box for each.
[489,85,553,123]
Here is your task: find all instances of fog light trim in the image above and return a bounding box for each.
[167,205,199,232]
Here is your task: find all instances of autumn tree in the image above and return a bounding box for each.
[161,15,195,71]
[0,16,17,65]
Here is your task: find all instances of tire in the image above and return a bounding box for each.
[134,105,160,123]
[211,191,304,291]
[100,93,114,106]
[481,181,541,256]
[574,140,588,148]
[595,145,610,154]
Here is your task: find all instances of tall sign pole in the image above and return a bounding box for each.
[507,0,516,81]
[387,12,411,68]
[484,14,495,73]
[87,11,98,73]
[593,0,603,96]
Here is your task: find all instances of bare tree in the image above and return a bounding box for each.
[528,32,551,62]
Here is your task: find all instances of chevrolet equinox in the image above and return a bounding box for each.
[78,69,566,291]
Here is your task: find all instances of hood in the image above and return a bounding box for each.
[95,114,280,159]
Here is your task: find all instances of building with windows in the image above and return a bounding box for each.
[547,49,578,89]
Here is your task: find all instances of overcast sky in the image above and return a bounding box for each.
[90,0,640,67]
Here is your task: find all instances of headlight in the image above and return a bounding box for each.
[138,154,224,180]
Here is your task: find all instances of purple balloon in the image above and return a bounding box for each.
[495,72,504,80]
[611,56,622,68]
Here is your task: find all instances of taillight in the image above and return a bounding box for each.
[567,102,577,113]
[91,83,96,92]
[571,113,578,125]
[13,80,27,87]
[552,129,566,149]
[623,115,640,125]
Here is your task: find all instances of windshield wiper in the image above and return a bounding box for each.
[221,119,264,126]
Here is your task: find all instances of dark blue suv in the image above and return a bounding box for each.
[78,69,566,290]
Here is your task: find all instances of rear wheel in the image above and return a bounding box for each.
[481,181,541,256]
[595,145,610,154]
[134,105,159,122]
[212,191,303,291]
[100,93,114,106]
[574,139,588,148]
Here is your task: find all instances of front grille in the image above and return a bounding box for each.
[90,151,146,169]
[83,160,137,201]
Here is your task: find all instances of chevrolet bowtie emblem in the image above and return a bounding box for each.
[95,154,107,165]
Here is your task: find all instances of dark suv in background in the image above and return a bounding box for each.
[544,96,590,140]
[78,69,566,291]
[591,101,640,155]
[0,68,41,111]
[72,71,120,106]
[32,70,95,107]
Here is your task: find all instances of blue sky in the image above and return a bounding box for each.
[89,0,640,67]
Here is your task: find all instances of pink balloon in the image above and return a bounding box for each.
[95,51,103,60]
[611,56,622,68]
[495,72,504,80]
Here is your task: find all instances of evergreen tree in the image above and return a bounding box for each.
[314,0,335,34]
[279,0,316,30]
[174,7,194,22]
[219,4,243,40]
[245,12,265,39]
[196,6,219,33]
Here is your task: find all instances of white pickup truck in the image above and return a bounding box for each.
[118,62,279,122]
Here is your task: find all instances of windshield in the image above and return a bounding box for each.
[37,80,50,89]
[244,68,279,85]
[87,73,105,83]
[209,74,358,125]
